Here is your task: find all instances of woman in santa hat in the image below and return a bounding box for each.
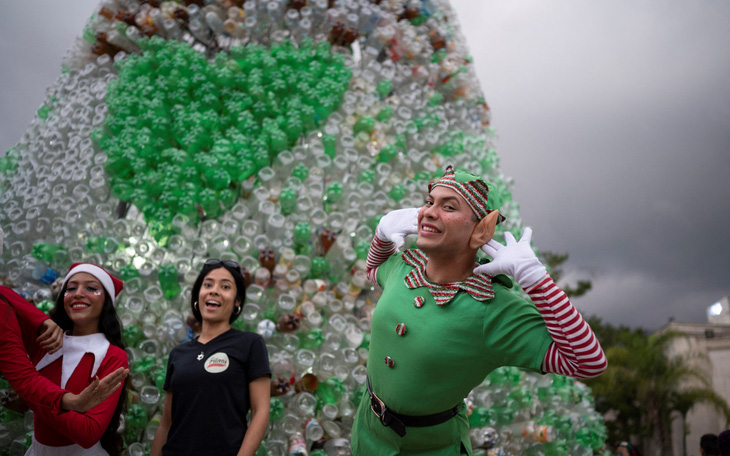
[24,263,128,456]
[0,285,127,418]
[0,229,127,436]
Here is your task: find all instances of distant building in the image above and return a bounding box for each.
[657,297,730,456]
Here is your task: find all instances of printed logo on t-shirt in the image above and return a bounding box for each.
[204,352,230,373]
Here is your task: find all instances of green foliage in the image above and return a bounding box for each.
[539,251,592,298]
[584,321,730,454]
[585,316,646,349]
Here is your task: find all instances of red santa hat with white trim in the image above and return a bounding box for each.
[61,263,124,305]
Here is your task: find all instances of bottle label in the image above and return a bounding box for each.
[304,417,319,432]
[35,267,59,285]
[288,433,307,455]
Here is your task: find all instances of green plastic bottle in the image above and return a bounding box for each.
[322,133,337,158]
[158,265,181,300]
[279,187,298,216]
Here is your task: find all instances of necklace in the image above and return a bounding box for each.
[195,329,226,361]
[196,338,205,361]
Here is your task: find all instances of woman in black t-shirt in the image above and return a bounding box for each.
[151,260,271,456]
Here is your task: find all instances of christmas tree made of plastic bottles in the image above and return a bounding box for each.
[0,1,608,455]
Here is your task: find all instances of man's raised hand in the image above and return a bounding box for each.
[375,207,420,251]
[473,228,547,288]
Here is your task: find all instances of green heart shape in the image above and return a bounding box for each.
[95,36,351,237]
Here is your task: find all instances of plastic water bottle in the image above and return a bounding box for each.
[0,0,611,453]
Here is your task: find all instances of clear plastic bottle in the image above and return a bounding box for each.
[304,417,324,442]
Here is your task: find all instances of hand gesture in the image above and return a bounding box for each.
[473,227,547,288]
[37,319,63,354]
[375,207,420,251]
[62,367,129,412]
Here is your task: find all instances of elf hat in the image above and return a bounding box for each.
[428,165,506,224]
[61,263,124,305]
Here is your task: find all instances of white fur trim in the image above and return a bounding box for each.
[35,333,110,389]
[27,435,106,455]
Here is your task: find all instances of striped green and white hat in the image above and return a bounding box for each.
[428,165,505,223]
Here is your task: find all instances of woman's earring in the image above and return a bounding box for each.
[194,301,199,310]
[235,306,241,314]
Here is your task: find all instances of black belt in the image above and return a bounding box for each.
[366,377,460,437]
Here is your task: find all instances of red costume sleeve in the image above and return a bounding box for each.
[365,236,397,284]
[0,286,65,413]
[525,276,608,379]
[1,285,49,330]
[32,346,128,449]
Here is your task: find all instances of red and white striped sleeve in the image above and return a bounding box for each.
[365,236,397,285]
[525,275,607,379]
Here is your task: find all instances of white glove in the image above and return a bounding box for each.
[375,207,420,251]
[473,227,547,288]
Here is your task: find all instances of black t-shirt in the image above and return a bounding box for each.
[162,329,271,456]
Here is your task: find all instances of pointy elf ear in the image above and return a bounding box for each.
[469,210,499,250]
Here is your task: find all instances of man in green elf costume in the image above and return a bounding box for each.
[351,165,607,455]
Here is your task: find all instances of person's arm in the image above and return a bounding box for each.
[237,376,270,456]
[1,289,128,414]
[150,392,173,456]
[365,208,419,283]
[31,349,128,448]
[0,297,66,413]
[476,228,607,379]
[525,276,607,378]
[366,236,397,284]
[60,368,129,412]
[2,285,62,359]
[3,285,49,332]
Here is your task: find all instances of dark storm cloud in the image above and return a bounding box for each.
[454,1,730,329]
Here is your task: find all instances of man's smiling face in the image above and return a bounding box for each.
[416,186,478,257]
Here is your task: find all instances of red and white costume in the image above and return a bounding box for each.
[21,263,128,456]
[25,333,127,456]
[0,285,66,414]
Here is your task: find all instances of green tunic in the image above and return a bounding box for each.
[351,250,552,455]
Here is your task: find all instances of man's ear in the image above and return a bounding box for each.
[469,210,499,249]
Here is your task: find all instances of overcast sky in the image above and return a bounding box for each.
[1,1,729,330]
[456,1,730,330]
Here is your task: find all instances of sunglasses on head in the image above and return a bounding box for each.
[204,259,241,270]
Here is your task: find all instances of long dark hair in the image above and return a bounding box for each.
[51,280,127,456]
[190,261,246,324]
